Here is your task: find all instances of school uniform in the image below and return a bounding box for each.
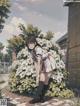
[33,46,56,85]
[29,45,56,104]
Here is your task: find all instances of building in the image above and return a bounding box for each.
[56,33,68,64]
[56,33,68,50]
[64,0,80,88]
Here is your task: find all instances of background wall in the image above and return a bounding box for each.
[67,3,80,88]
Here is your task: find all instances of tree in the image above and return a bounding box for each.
[0,0,10,32]
[0,42,4,52]
[45,31,54,40]
[19,24,41,42]
[0,42,4,61]
[7,35,25,54]
[0,53,3,62]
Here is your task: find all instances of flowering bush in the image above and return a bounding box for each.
[9,33,74,98]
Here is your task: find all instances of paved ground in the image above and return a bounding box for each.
[0,74,9,89]
[0,74,9,81]
[0,74,75,106]
[5,97,74,106]
[2,88,74,106]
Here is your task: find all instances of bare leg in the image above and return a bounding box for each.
[44,72,52,85]
[39,72,45,82]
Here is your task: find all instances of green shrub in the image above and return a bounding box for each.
[47,81,74,98]
[8,25,74,98]
[9,70,74,98]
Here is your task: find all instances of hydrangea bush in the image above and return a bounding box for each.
[9,34,74,98]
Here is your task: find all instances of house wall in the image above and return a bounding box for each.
[67,3,80,88]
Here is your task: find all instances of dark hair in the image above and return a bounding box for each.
[26,36,42,50]
[26,36,37,45]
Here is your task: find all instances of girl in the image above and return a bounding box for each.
[26,36,56,104]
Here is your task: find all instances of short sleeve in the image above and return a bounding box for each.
[35,46,43,56]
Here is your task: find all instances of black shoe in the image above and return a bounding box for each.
[41,84,49,97]
[29,97,41,104]
[29,81,45,104]
[29,96,45,104]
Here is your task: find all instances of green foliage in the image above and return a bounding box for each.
[47,80,74,98]
[0,52,3,61]
[7,35,25,55]
[0,42,6,62]
[7,24,41,60]
[45,31,54,40]
[9,71,36,94]
[8,71,18,92]
[0,90,2,99]
[0,42,4,51]
[9,70,74,98]
[9,24,74,98]
[0,0,10,32]
[19,24,41,42]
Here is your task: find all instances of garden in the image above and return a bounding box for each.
[8,24,74,98]
[0,24,80,106]
[0,0,80,106]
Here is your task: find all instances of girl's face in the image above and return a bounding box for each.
[28,42,36,50]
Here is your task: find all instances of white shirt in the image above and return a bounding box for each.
[35,46,56,72]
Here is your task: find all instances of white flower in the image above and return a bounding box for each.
[51,71,64,83]
[19,71,26,78]
[17,47,29,59]
[10,35,66,84]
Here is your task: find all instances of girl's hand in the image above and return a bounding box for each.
[48,52,52,56]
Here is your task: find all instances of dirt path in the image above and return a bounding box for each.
[2,87,33,106]
[2,87,74,106]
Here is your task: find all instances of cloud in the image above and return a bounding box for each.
[29,0,45,2]
[24,0,46,4]
[13,2,26,11]
[0,17,26,46]
[10,17,25,27]
[3,17,25,35]
[0,0,67,46]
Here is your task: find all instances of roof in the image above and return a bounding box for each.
[63,0,80,6]
[56,33,68,44]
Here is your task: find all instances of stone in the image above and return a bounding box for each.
[17,103,26,106]
[51,100,64,106]
[40,101,49,105]
[10,100,20,105]
[64,99,74,105]
[15,98,20,100]
[34,104,39,106]
[46,104,52,106]
[64,103,70,106]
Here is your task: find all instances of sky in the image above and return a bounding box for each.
[0,0,68,47]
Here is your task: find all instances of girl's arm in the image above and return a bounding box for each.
[35,55,42,85]
[35,47,43,85]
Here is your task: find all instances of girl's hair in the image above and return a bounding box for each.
[27,36,36,44]
[26,36,42,48]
